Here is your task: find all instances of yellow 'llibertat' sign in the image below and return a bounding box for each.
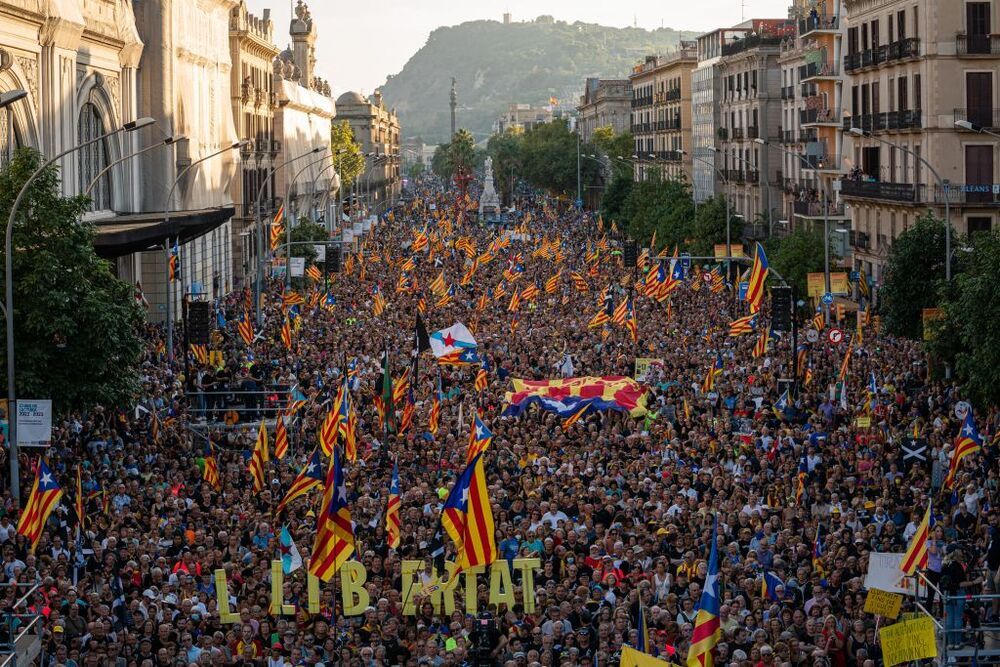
[879,616,936,667]
[714,244,745,259]
[863,587,903,619]
[216,558,542,622]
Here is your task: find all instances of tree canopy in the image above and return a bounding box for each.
[879,213,950,339]
[766,228,828,296]
[330,121,364,189]
[0,150,145,412]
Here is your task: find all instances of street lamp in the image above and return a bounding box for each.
[5,113,154,506]
[163,140,249,360]
[85,135,187,196]
[284,152,333,288]
[253,146,323,324]
[756,137,839,315]
[0,90,28,109]
[954,119,1000,140]
[847,127,952,281]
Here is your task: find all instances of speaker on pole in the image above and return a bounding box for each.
[623,240,638,268]
[188,301,211,345]
[771,286,792,332]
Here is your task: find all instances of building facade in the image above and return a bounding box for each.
[0,0,144,261]
[228,0,280,280]
[841,0,1000,282]
[576,78,631,143]
[336,89,401,215]
[717,20,794,236]
[629,45,698,183]
[494,103,552,134]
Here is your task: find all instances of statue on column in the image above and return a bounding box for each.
[479,156,500,219]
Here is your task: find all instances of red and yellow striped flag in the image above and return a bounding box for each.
[309,448,355,582]
[248,421,269,492]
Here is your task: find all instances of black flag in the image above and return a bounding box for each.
[415,312,431,353]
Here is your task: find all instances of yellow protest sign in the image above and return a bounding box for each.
[855,416,872,428]
[619,646,681,667]
[879,616,937,667]
[714,244,744,259]
[807,272,851,298]
[864,588,903,619]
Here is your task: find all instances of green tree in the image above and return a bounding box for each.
[765,228,828,296]
[618,175,694,250]
[406,162,425,179]
[448,129,476,175]
[928,230,1000,406]
[486,129,522,205]
[0,150,144,411]
[518,120,599,196]
[330,120,364,189]
[287,221,329,290]
[689,195,741,257]
[600,174,633,226]
[591,126,633,181]
[880,213,950,339]
[431,143,452,181]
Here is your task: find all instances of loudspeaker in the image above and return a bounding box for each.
[327,247,341,274]
[771,286,792,332]
[623,240,638,268]
[188,301,211,345]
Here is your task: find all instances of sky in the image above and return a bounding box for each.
[246,0,791,95]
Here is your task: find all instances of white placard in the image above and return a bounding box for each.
[289,257,305,278]
[313,244,326,263]
[16,399,52,447]
[864,552,922,596]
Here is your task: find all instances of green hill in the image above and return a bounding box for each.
[379,16,700,143]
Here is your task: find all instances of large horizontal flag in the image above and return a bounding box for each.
[503,376,648,419]
[429,322,478,358]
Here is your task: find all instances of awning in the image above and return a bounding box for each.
[91,206,236,258]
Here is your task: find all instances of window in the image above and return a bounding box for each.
[968,217,992,235]
[77,103,111,211]
[966,72,993,128]
[965,145,994,203]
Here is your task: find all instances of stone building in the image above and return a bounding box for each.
[228,0,280,280]
[494,103,552,134]
[717,19,795,235]
[576,78,631,143]
[270,0,337,237]
[628,45,698,183]
[336,89,401,215]
[840,0,1000,282]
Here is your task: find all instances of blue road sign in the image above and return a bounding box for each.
[822,292,834,305]
[739,281,749,301]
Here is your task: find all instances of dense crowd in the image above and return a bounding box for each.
[2,179,999,667]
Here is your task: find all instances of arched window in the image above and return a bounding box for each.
[78,103,111,210]
[0,108,24,167]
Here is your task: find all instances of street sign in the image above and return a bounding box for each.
[850,270,859,282]
[680,253,692,270]
[702,272,713,283]
[827,328,844,344]
[738,281,749,301]
[821,292,834,305]
[574,198,583,209]
[806,329,820,343]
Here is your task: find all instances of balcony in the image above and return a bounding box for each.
[781,130,797,144]
[781,86,795,100]
[667,117,682,131]
[722,34,784,57]
[844,52,861,72]
[887,37,920,60]
[725,169,746,184]
[732,127,745,141]
[850,230,871,251]
[800,61,840,82]
[954,108,1000,130]
[793,200,849,218]
[745,170,760,183]
[798,15,839,37]
[631,96,654,108]
[801,107,842,126]
[800,128,818,142]
[957,34,1000,56]
[666,88,682,102]
[885,110,922,130]
[801,153,843,172]
[934,183,1000,205]
[840,179,920,203]
[843,110,921,133]
[633,122,652,133]
[717,127,729,140]
[748,125,760,139]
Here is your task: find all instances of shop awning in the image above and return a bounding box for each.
[91,206,235,258]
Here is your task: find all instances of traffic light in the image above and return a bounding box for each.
[623,240,638,268]
[771,286,792,332]
[188,301,211,345]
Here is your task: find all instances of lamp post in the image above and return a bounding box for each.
[756,137,840,317]
[5,113,154,506]
[688,149,732,262]
[955,119,1000,141]
[85,135,186,196]
[163,140,248,361]
[848,127,951,281]
[284,153,333,289]
[253,147,322,325]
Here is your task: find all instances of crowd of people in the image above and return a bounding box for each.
[2,177,999,667]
